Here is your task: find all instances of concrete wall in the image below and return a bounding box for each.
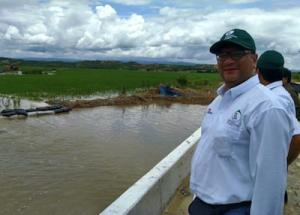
[100,128,201,215]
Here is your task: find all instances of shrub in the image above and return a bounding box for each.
[177,76,188,87]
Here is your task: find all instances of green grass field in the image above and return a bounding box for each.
[292,73,300,82]
[0,67,221,100]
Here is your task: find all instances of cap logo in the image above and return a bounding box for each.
[223,30,237,40]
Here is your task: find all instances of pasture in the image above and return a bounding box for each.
[0,66,221,100]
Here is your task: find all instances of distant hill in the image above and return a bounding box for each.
[0,56,217,73]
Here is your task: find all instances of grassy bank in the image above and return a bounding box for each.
[0,67,221,100]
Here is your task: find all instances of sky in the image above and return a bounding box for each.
[0,0,300,69]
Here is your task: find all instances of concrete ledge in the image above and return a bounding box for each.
[100,128,201,215]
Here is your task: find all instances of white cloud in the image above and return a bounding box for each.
[224,0,260,4]
[0,0,38,8]
[24,33,55,44]
[105,0,152,6]
[4,26,21,40]
[27,23,48,35]
[0,1,300,69]
[75,5,146,50]
[96,5,117,19]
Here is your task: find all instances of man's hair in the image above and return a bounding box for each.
[259,68,283,82]
[282,67,292,83]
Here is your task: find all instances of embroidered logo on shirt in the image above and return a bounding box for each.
[232,110,241,121]
[227,109,242,126]
[207,108,213,114]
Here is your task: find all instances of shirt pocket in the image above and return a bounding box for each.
[225,122,242,142]
[213,136,233,157]
[213,124,242,157]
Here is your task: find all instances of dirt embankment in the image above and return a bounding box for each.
[48,88,216,109]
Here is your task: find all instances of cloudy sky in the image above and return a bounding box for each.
[0,0,300,69]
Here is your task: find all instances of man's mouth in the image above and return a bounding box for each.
[223,68,238,73]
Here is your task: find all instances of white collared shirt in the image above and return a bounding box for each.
[266,80,300,135]
[190,75,293,215]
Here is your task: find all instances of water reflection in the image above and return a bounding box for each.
[0,103,206,215]
[0,97,20,109]
[0,97,48,110]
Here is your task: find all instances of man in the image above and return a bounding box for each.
[256,50,300,203]
[256,53,300,167]
[282,67,300,165]
[282,67,300,120]
[189,29,293,215]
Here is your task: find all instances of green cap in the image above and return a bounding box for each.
[210,29,256,54]
[282,67,291,78]
[257,50,284,70]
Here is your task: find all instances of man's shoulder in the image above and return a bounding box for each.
[208,84,280,111]
[208,94,222,106]
[247,84,279,105]
[272,85,295,106]
[243,85,293,125]
[233,84,289,117]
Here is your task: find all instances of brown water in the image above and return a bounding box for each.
[0,102,206,215]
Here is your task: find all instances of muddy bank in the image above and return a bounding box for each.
[47,88,216,109]
[285,157,300,214]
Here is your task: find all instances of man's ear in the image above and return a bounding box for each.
[257,69,268,85]
[257,70,262,82]
[251,53,258,63]
[250,53,258,72]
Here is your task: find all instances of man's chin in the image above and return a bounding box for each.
[223,76,238,83]
[223,78,241,88]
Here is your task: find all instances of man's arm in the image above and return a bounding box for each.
[288,116,300,165]
[249,108,292,215]
[288,134,300,165]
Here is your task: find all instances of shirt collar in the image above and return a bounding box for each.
[217,75,260,99]
[266,81,283,90]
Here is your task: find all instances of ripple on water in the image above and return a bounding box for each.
[1,104,207,215]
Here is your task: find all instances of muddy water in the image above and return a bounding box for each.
[0,102,206,215]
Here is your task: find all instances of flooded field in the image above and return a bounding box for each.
[0,100,206,215]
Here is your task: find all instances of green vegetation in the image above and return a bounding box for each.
[0,58,221,100]
[176,75,188,87]
[292,72,300,82]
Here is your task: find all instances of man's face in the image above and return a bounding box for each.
[282,77,288,86]
[216,45,257,89]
